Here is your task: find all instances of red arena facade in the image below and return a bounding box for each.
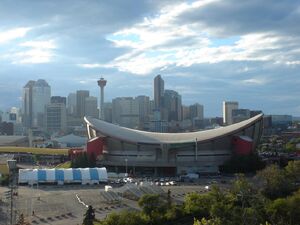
[84,114,263,176]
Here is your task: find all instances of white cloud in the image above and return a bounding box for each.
[242,78,267,85]
[11,40,57,64]
[99,0,295,76]
[0,27,31,43]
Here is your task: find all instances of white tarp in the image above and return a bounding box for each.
[46,169,56,182]
[64,168,73,182]
[18,167,108,185]
[97,168,108,182]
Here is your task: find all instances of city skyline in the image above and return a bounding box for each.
[0,0,300,116]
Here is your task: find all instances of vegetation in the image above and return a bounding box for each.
[0,146,68,155]
[55,161,72,168]
[83,205,96,225]
[220,152,265,173]
[71,152,96,168]
[0,174,9,186]
[92,161,300,225]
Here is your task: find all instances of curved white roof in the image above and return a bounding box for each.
[84,114,263,144]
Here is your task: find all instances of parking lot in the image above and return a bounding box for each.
[0,176,234,225]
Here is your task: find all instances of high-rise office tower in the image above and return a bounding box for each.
[22,79,51,128]
[22,80,35,128]
[103,102,112,123]
[97,78,107,119]
[112,97,139,128]
[135,95,150,128]
[154,75,164,110]
[190,103,204,120]
[232,109,251,123]
[163,89,182,121]
[85,96,98,118]
[67,93,76,116]
[51,96,66,105]
[45,103,67,133]
[223,101,239,125]
[76,90,89,119]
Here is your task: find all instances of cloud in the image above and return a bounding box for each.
[9,40,57,64]
[0,27,31,43]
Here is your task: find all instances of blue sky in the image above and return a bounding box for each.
[0,0,300,116]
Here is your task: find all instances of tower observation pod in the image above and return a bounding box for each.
[97,77,107,119]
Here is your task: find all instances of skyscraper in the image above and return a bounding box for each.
[67,93,76,116]
[32,79,51,128]
[22,79,51,128]
[154,75,164,110]
[112,97,139,128]
[85,96,98,118]
[76,90,89,119]
[135,95,150,128]
[22,80,35,128]
[164,89,182,121]
[45,103,67,133]
[223,101,239,125]
[190,103,204,120]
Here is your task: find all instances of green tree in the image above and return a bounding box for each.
[99,211,146,225]
[256,165,293,199]
[194,217,221,225]
[266,189,300,225]
[138,194,167,223]
[184,192,211,218]
[83,205,95,225]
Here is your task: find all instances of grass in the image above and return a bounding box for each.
[55,161,72,168]
[0,146,69,155]
[0,164,9,175]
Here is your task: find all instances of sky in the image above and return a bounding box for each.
[0,0,300,117]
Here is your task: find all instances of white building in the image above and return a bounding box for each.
[223,101,238,125]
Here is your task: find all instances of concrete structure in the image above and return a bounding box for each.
[223,101,238,125]
[85,113,263,176]
[97,78,107,119]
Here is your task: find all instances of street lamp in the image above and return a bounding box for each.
[125,158,128,176]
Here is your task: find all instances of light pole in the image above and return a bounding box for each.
[195,138,198,161]
[125,158,128,176]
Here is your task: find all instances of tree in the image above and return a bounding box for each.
[100,211,146,225]
[194,218,221,225]
[138,194,167,223]
[16,213,30,225]
[266,189,300,225]
[184,192,211,218]
[83,205,95,225]
[256,165,294,199]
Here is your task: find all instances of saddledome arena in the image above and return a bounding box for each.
[85,114,263,176]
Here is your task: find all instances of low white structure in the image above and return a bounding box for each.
[18,167,108,185]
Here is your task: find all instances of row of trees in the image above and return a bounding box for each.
[87,161,300,225]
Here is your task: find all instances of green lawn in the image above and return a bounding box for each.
[0,146,69,155]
